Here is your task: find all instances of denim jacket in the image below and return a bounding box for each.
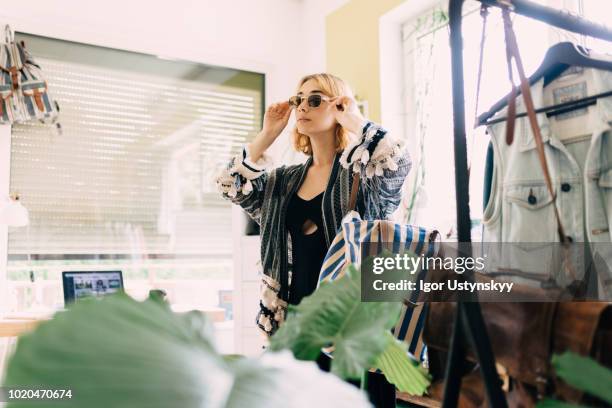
[483,67,612,295]
[216,122,411,335]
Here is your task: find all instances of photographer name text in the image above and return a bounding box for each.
[372,279,514,293]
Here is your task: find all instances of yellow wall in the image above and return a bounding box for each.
[326,0,405,123]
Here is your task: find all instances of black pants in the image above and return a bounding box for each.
[316,352,396,408]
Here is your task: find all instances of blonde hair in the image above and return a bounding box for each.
[292,73,353,156]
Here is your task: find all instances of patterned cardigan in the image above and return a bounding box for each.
[216,122,411,336]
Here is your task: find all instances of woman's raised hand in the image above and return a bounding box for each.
[330,96,368,135]
[247,102,292,163]
[262,101,293,139]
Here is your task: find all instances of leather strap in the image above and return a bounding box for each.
[33,90,44,111]
[349,171,359,211]
[502,7,516,146]
[502,7,569,246]
[9,67,18,91]
[7,31,22,92]
[380,218,390,244]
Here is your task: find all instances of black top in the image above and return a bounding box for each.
[286,190,329,305]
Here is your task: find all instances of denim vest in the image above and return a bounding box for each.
[482,68,612,294]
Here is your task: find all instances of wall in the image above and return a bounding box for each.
[0,0,303,119]
[298,0,351,75]
[326,0,405,124]
[276,0,351,165]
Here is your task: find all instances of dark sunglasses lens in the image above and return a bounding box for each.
[307,94,322,107]
[288,96,301,107]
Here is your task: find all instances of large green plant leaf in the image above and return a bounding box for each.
[536,352,612,408]
[536,400,589,408]
[4,294,228,408]
[3,293,371,408]
[269,264,403,379]
[373,332,431,396]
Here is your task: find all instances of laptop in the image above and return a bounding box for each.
[62,271,124,305]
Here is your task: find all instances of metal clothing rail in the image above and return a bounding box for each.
[480,0,612,42]
[442,1,612,407]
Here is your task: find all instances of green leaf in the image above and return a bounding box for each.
[222,354,246,363]
[536,398,589,408]
[551,352,612,404]
[3,293,371,408]
[373,332,431,396]
[269,264,402,379]
[4,293,227,408]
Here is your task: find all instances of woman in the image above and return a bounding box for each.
[216,73,410,406]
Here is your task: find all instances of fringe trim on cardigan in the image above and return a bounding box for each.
[256,274,288,336]
[339,121,406,179]
[216,145,272,197]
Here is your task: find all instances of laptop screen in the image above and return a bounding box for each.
[62,271,124,305]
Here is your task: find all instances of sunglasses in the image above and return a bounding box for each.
[288,94,332,108]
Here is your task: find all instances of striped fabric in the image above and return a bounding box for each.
[0,29,59,124]
[318,209,440,361]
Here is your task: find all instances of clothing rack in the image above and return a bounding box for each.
[443,0,612,407]
[482,89,612,126]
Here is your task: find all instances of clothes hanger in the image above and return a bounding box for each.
[477,41,612,127]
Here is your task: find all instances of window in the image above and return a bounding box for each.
[5,33,264,318]
[401,0,608,240]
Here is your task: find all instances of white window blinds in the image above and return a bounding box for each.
[8,33,263,259]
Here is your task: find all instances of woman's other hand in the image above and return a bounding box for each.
[262,101,293,139]
[247,102,292,163]
[331,96,368,135]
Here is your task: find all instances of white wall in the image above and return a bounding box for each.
[379,0,439,151]
[298,0,350,75]
[276,0,351,165]
[0,0,300,113]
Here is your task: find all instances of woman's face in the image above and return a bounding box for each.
[294,79,338,136]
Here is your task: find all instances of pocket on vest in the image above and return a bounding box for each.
[504,183,556,244]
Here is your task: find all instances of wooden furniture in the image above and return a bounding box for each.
[0,318,43,338]
[0,307,227,338]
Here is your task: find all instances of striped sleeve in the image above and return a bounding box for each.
[339,122,411,219]
[215,145,272,225]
